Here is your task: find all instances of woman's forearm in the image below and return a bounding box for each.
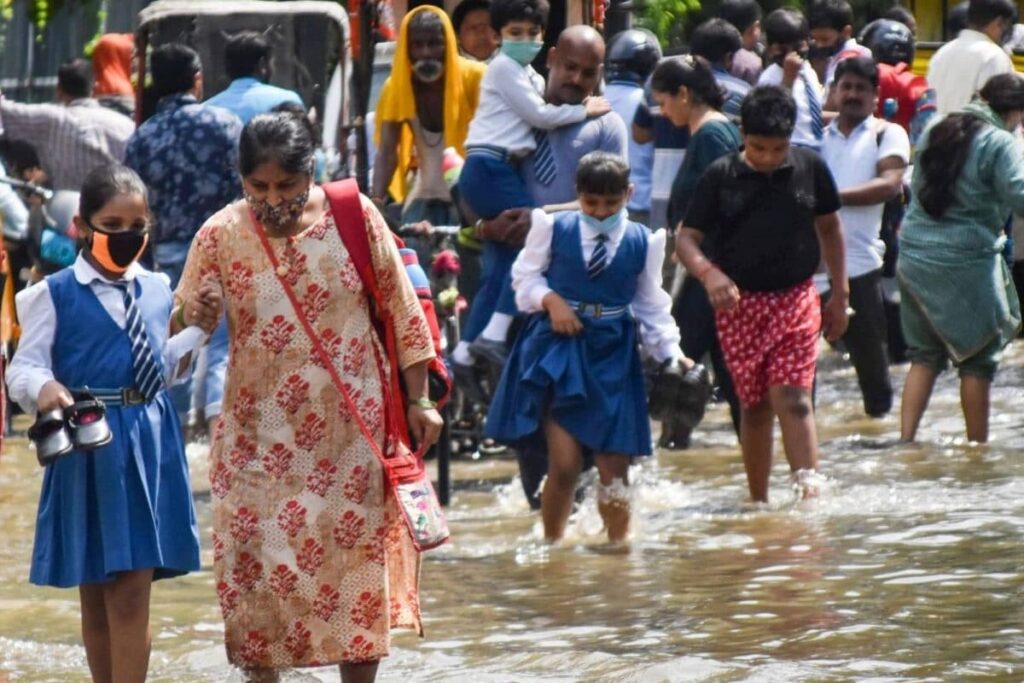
[401,360,431,402]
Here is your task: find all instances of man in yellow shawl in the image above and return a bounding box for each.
[372,6,485,229]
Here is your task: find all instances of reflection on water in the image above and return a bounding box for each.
[1,344,1022,682]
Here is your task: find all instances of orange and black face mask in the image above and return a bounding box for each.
[88,222,149,274]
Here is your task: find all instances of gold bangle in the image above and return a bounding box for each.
[412,396,437,410]
[176,305,187,328]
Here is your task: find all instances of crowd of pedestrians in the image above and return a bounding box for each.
[0,0,1022,680]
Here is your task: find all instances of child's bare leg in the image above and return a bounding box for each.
[739,398,774,502]
[770,385,820,498]
[102,568,153,683]
[594,454,631,542]
[769,385,819,471]
[900,363,938,442]
[960,374,991,443]
[80,583,112,683]
[541,418,584,541]
[341,661,380,683]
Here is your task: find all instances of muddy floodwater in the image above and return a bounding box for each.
[1,344,1022,682]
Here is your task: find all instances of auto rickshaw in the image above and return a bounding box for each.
[135,0,354,178]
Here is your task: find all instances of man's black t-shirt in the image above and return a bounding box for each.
[683,147,841,292]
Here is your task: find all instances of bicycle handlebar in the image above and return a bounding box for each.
[398,224,462,237]
[0,176,53,201]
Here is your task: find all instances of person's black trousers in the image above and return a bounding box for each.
[822,269,893,417]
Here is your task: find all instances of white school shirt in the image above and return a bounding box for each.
[821,117,910,282]
[758,62,824,150]
[7,255,206,414]
[928,29,1015,116]
[512,208,684,362]
[463,52,587,155]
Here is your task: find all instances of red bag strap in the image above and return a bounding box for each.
[321,181,413,440]
[250,211,422,464]
[323,180,374,293]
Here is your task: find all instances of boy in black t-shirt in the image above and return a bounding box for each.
[675,86,849,503]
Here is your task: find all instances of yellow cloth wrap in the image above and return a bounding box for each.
[374,5,485,203]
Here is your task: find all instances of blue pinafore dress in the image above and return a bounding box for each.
[486,212,653,456]
[30,268,200,588]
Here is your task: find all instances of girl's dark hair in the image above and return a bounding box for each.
[575,151,630,196]
[79,163,148,223]
[918,73,1024,219]
[650,55,726,111]
[239,111,317,176]
[490,0,549,32]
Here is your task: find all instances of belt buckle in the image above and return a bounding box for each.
[121,388,145,406]
[577,302,602,319]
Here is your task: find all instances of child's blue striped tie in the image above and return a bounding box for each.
[587,234,610,279]
[802,71,824,142]
[115,281,163,401]
[533,130,557,186]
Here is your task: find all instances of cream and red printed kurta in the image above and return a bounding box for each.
[176,197,434,669]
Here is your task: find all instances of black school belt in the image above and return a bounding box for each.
[70,387,149,406]
[563,300,629,320]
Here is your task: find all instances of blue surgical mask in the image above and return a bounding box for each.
[579,208,626,234]
[500,38,544,66]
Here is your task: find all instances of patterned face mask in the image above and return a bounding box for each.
[246,184,311,230]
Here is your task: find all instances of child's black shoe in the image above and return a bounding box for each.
[28,409,74,466]
[66,392,113,451]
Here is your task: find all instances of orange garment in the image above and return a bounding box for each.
[374,5,485,202]
[92,34,134,97]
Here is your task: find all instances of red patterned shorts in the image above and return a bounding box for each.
[714,279,821,408]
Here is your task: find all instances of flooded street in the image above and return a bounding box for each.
[1,343,1022,682]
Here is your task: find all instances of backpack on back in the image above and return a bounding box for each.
[875,63,936,148]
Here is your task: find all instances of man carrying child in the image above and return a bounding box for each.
[453,0,610,372]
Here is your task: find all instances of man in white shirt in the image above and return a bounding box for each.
[928,0,1017,116]
[758,9,827,151]
[820,57,910,417]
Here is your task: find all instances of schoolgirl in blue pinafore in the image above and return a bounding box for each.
[486,211,654,456]
[30,267,200,588]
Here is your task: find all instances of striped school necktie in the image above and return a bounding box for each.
[115,281,163,401]
[802,70,824,142]
[533,130,556,186]
[587,233,610,279]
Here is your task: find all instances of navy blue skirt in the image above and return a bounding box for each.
[30,393,201,588]
[485,312,652,456]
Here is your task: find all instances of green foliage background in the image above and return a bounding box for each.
[634,0,910,48]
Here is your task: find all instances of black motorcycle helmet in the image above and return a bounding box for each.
[606,29,663,85]
[859,18,915,66]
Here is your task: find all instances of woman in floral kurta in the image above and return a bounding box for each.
[176,114,441,680]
